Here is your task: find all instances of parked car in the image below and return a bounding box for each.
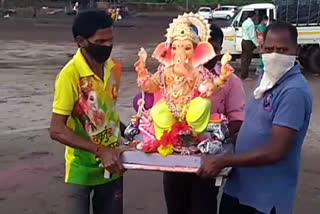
[198,7,213,20]
[212,5,237,20]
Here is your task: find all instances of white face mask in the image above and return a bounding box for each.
[253,53,296,99]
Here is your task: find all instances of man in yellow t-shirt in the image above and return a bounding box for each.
[50,10,128,214]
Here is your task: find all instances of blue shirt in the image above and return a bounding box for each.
[224,65,313,214]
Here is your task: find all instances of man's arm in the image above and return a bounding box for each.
[249,22,259,47]
[225,75,246,140]
[233,89,309,165]
[50,113,98,153]
[228,121,242,139]
[50,113,129,174]
[199,89,309,177]
[120,121,126,138]
[198,125,296,178]
[51,71,128,174]
[225,125,295,166]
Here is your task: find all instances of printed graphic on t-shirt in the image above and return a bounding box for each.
[263,93,273,111]
[73,77,120,148]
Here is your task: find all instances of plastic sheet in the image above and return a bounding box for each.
[120,143,234,174]
[274,0,320,25]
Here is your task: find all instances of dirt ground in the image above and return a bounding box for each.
[0,13,319,214]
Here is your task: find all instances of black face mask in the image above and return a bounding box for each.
[84,41,113,64]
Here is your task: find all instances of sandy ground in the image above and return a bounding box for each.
[0,14,320,214]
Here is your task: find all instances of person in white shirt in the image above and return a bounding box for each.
[241,11,258,80]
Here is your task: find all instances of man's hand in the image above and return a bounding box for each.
[96,146,133,174]
[197,155,228,178]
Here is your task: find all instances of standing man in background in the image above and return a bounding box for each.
[241,11,259,80]
[256,15,269,75]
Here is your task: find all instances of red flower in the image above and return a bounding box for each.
[171,122,192,136]
[142,140,160,153]
[159,130,181,147]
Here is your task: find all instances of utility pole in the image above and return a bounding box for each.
[186,0,189,11]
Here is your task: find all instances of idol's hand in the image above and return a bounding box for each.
[220,52,234,80]
[199,81,218,97]
[221,63,234,80]
[135,48,148,77]
[134,59,147,75]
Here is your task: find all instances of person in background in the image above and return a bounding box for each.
[163,23,246,214]
[256,15,268,44]
[241,11,259,80]
[206,23,246,140]
[111,9,117,21]
[50,10,129,214]
[116,7,121,21]
[198,22,313,214]
[256,15,269,75]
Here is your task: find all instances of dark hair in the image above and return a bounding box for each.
[72,10,113,39]
[209,23,224,52]
[248,11,255,18]
[263,21,298,47]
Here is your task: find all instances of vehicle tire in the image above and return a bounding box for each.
[309,46,320,73]
[298,45,311,69]
[298,45,319,70]
[226,15,231,20]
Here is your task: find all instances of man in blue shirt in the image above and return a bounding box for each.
[198,22,313,214]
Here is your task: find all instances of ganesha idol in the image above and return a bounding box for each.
[124,13,234,156]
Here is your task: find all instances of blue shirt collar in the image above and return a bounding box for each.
[276,64,301,85]
[259,63,301,86]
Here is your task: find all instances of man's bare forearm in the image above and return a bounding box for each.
[223,126,296,167]
[228,120,242,136]
[224,147,280,168]
[223,139,291,168]
[227,120,242,144]
[50,125,98,154]
[120,121,126,138]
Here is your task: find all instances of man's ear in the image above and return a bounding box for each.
[75,36,87,48]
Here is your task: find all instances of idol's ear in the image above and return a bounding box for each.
[192,42,216,68]
[152,42,173,67]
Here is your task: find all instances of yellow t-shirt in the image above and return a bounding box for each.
[53,49,122,185]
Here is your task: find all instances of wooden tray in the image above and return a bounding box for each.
[120,144,234,175]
